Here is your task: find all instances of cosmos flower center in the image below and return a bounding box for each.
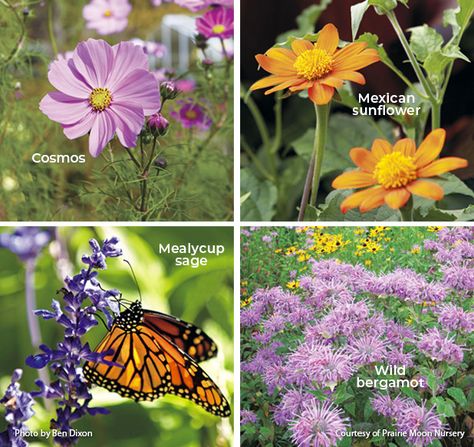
[104,9,113,17]
[89,88,112,112]
[212,24,226,34]
[294,48,333,81]
[185,110,198,120]
[373,152,417,189]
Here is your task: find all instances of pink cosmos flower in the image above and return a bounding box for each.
[40,39,161,157]
[174,0,207,12]
[196,6,234,39]
[83,0,131,35]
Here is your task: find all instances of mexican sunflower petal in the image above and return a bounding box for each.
[315,24,339,55]
[340,186,384,213]
[406,180,444,201]
[349,147,377,172]
[308,83,334,105]
[414,128,446,168]
[250,75,296,91]
[384,188,411,209]
[255,54,296,75]
[417,157,468,177]
[332,171,376,189]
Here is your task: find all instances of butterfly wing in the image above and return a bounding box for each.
[143,309,218,362]
[142,325,231,417]
[83,324,171,402]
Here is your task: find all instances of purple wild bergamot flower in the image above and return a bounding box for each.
[290,400,349,447]
[0,369,35,447]
[26,238,123,445]
[240,409,257,425]
[417,328,464,364]
[395,401,445,447]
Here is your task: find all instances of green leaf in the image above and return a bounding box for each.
[357,33,400,75]
[368,0,398,15]
[409,25,444,62]
[412,206,457,221]
[443,8,461,37]
[240,169,277,221]
[434,173,474,198]
[456,0,474,36]
[276,0,333,43]
[457,204,474,221]
[443,366,458,380]
[447,387,467,407]
[363,399,373,420]
[432,397,456,418]
[337,436,352,447]
[351,1,369,39]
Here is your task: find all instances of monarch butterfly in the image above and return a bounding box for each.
[83,300,231,417]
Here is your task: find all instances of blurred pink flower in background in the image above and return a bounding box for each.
[196,6,234,39]
[83,0,132,35]
[175,78,196,93]
[130,38,167,58]
[40,39,161,157]
[170,100,211,130]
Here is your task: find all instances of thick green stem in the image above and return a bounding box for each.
[399,197,414,221]
[47,0,58,55]
[242,88,271,147]
[431,103,441,130]
[386,11,437,104]
[310,103,330,207]
[297,152,315,221]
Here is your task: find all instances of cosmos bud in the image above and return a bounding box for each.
[148,113,170,137]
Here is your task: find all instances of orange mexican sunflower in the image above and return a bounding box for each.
[250,23,380,105]
[332,129,468,213]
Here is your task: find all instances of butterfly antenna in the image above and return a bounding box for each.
[123,259,142,303]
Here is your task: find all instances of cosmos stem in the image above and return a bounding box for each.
[310,103,330,208]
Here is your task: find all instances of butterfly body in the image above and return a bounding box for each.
[83,301,231,417]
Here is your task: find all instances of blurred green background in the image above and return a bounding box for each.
[0,226,234,446]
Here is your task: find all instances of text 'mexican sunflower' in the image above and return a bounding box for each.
[332,129,468,213]
[250,23,380,105]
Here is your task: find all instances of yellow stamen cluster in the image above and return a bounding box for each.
[185,110,198,120]
[89,88,112,112]
[373,152,417,189]
[293,48,333,81]
[104,9,113,17]
[212,24,226,34]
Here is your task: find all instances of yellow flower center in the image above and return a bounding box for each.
[212,24,226,34]
[293,48,333,80]
[373,152,417,189]
[185,110,197,120]
[89,88,112,112]
[104,9,112,17]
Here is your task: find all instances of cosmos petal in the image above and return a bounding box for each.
[39,92,90,125]
[88,111,116,157]
[113,70,161,116]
